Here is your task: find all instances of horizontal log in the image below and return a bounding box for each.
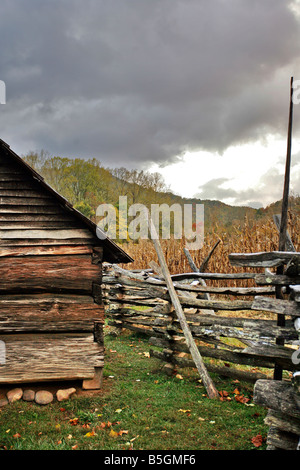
[229,251,300,268]
[106,303,296,343]
[242,343,295,370]
[0,221,84,229]
[0,245,93,257]
[0,181,39,190]
[0,213,76,222]
[252,296,300,317]
[255,273,300,286]
[266,426,300,451]
[150,349,268,382]
[102,272,275,296]
[149,336,275,369]
[105,265,256,282]
[0,254,101,293]
[0,196,52,205]
[108,307,294,329]
[243,320,297,342]
[0,228,95,240]
[265,409,300,436]
[0,238,98,247]
[254,380,300,419]
[104,290,253,311]
[170,272,256,281]
[0,204,66,214]
[108,320,153,336]
[0,190,52,198]
[0,333,104,383]
[0,294,104,332]
[105,306,172,319]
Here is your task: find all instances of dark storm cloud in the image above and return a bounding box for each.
[0,0,300,167]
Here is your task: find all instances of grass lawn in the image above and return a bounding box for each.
[0,328,268,451]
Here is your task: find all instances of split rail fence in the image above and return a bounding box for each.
[102,252,299,382]
[102,250,300,449]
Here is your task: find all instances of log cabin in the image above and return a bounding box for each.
[0,139,133,389]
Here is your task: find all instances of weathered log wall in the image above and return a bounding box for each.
[0,153,104,388]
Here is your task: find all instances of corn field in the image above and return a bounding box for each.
[121,211,300,286]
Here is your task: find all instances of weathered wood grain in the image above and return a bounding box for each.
[254,380,300,419]
[0,294,104,332]
[0,333,104,383]
[265,409,300,436]
[0,254,101,293]
[229,251,300,268]
[0,245,93,257]
[255,273,300,286]
[252,296,300,317]
[0,228,95,240]
[103,270,275,296]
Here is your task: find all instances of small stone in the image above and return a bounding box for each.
[23,389,35,402]
[56,388,76,402]
[0,397,8,407]
[7,388,23,403]
[35,390,53,405]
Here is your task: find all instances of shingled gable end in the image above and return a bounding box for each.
[0,139,133,389]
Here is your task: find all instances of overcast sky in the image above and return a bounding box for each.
[0,0,300,208]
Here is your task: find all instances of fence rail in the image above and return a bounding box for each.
[102,256,298,384]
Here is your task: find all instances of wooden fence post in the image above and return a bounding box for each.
[148,216,219,399]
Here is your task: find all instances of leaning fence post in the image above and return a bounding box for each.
[148,216,219,399]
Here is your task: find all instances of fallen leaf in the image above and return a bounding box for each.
[109,429,119,438]
[178,409,191,413]
[175,374,183,380]
[85,431,97,437]
[251,434,263,448]
[72,444,78,450]
[13,433,21,438]
[235,394,250,404]
[69,417,79,426]
[115,409,123,413]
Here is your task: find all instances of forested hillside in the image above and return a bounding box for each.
[23,150,299,237]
